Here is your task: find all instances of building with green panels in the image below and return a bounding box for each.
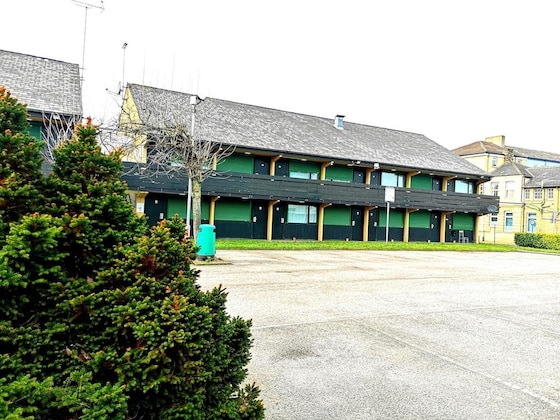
[0,49,82,147]
[121,83,498,243]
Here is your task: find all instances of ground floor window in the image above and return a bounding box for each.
[504,211,514,232]
[288,204,317,224]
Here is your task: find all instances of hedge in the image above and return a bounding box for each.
[514,233,560,250]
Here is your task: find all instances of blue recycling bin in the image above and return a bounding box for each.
[196,224,216,258]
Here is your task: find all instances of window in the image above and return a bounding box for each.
[523,189,530,200]
[455,179,474,194]
[381,172,405,187]
[534,188,542,200]
[491,182,499,197]
[287,204,317,224]
[290,171,318,180]
[547,188,554,200]
[505,181,515,199]
[491,156,498,167]
[504,211,514,232]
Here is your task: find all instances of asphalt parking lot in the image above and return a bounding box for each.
[197,250,560,419]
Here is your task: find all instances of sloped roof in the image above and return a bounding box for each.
[453,140,560,163]
[127,83,488,178]
[490,161,533,177]
[525,166,560,188]
[0,49,82,116]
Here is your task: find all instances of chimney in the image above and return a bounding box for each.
[485,135,505,147]
[334,115,345,130]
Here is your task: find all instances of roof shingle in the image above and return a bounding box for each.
[128,84,487,178]
[0,49,82,116]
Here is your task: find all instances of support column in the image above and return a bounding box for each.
[267,200,280,241]
[317,203,332,241]
[270,155,282,176]
[320,161,334,180]
[131,191,148,217]
[209,196,220,225]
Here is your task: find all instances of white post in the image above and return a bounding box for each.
[385,202,390,243]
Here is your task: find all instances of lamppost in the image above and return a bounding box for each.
[185,94,203,238]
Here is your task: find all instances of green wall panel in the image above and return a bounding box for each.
[217,154,254,174]
[378,208,404,228]
[215,200,251,222]
[325,166,353,182]
[28,121,42,140]
[323,206,350,226]
[410,175,433,190]
[167,197,187,219]
[290,161,320,175]
[409,211,431,228]
[453,213,474,230]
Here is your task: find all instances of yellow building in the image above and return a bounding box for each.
[454,136,560,244]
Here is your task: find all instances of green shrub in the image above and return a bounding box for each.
[514,232,560,250]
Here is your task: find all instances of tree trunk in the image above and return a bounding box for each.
[192,177,202,243]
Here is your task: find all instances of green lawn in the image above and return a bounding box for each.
[215,239,527,252]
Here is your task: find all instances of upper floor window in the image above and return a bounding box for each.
[534,188,542,200]
[287,204,317,224]
[381,172,405,188]
[455,179,474,194]
[491,156,498,167]
[491,182,499,197]
[547,188,554,200]
[523,189,530,200]
[505,181,515,199]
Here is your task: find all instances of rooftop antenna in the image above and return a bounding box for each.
[120,42,128,97]
[72,0,104,89]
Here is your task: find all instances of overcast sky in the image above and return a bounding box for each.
[2,0,559,152]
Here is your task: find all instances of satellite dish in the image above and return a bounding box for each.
[487,205,498,213]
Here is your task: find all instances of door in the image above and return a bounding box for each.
[353,169,365,184]
[351,207,364,240]
[252,201,268,239]
[429,212,440,242]
[432,177,442,191]
[272,203,287,239]
[527,213,537,233]
[367,208,380,241]
[254,157,270,175]
[145,194,167,226]
[274,159,289,177]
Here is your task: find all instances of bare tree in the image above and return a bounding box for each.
[40,112,81,163]
[118,85,235,242]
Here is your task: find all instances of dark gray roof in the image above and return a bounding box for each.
[0,49,82,116]
[525,167,560,188]
[490,162,533,177]
[128,84,488,178]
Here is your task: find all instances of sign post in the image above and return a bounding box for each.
[385,187,395,243]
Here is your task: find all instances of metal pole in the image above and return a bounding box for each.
[185,99,195,238]
[385,202,390,243]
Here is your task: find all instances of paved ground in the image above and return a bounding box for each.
[197,250,560,419]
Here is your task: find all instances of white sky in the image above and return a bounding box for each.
[2,0,559,152]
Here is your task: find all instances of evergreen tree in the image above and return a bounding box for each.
[0,86,44,244]
[0,90,263,418]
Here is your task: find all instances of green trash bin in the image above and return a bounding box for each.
[196,224,216,258]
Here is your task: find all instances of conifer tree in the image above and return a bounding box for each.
[0,86,44,244]
[0,91,263,419]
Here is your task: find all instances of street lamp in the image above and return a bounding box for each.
[185,94,203,238]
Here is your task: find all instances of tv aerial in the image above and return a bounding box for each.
[72,0,105,87]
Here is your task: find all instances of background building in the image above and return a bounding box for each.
[454,136,560,243]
